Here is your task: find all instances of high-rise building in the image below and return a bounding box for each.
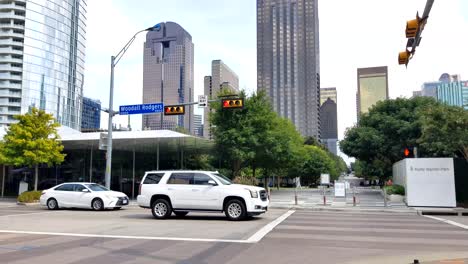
[193,114,203,137]
[81,97,100,130]
[319,98,337,154]
[356,66,388,120]
[437,80,468,110]
[320,87,336,105]
[0,0,87,130]
[203,60,239,139]
[257,0,320,138]
[142,22,194,133]
[416,73,462,100]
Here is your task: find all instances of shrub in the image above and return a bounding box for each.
[233,176,258,186]
[385,184,405,195]
[17,191,42,203]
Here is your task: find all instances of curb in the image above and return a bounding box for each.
[269,205,418,214]
[16,202,40,206]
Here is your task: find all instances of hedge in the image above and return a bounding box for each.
[17,191,42,203]
[385,184,405,195]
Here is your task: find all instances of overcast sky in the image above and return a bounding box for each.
[84,0,468,153]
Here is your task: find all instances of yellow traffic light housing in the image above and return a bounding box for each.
[164,105,185,115]
[221,98,244,109]
[406,18,419,38]
[398,50,411,66]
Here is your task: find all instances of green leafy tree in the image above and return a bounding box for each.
[418,104,468,160]
[289,145,334,184]
[1,108,66,190]
[340,97,438,180]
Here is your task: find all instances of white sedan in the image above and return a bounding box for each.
[40,182,129,210]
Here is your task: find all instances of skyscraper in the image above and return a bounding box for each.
[257,0,320,138]
[319,98,337,154]
[203,60,239,139]
[81,97,101,130]
[193,114,203,137]
[142,22,194,133]
[0,0,87,130]
[356,66,388,121]
[320,87,337,105]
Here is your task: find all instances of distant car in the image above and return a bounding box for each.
[40,182,129,210]
[137,170,269,221]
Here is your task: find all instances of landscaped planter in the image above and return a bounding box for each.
[388,194,405,202]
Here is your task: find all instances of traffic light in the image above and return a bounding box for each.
[398,50,411,66]
[221,98,244,109]
[403,147,415,158]
[405,16,420,38]
[164,105,185,115]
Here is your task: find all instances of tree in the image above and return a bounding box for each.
[1,108,66,190]
[340,97,438,180]
[418,104,468,160]
[291,145,334,185]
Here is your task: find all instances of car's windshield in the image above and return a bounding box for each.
[85,184,109,192]
[212,173,232,185]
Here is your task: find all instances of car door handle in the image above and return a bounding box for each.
[192,189,199,192]
[168,188,174,191]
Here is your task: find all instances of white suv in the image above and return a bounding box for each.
[137,170,269,221]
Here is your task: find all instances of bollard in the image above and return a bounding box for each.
[353,187,356,206]
[323,195,326,205]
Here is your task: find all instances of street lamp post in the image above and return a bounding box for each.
[105,24,160,189]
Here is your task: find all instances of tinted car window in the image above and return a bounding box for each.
[85,184,109,191]
[193,173,215,185]
[143,173,164,184]
[55,184,73,191]
[167,173,193,185]
[74,184,87,192]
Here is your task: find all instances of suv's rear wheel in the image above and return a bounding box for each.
[224,199,246,221]
[151,199,172,219]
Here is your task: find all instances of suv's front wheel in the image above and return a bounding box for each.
[151,199,172,219]
[224,199,246,221]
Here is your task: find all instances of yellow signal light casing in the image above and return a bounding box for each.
[398,51,410,65]
[164,105,185,115]
[221,98,244,109]
[406,18,419,38]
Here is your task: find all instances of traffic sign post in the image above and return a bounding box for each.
[119,103,164,115]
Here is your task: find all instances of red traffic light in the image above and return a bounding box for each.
[221,98,243,109]
[164,105,185,115]
[404,148,410,157]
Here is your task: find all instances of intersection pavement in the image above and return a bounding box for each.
[0,205,467,263]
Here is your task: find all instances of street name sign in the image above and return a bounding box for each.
[119,103,164,115]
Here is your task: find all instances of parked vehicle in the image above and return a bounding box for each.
[40,182,129,210]
[137,171,269,221]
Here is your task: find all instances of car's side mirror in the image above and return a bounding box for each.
[82,189,90,192]
[208,180,217,186]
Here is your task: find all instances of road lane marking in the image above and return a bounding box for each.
[424,215,468,230]
[247,210,295,242]
[0,211,56,217]
[0,230,252,244]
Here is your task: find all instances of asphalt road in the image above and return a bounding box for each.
[0,206,467,264]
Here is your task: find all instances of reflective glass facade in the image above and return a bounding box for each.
[0,0,86,130]
[257,0,321,138]
[356,66,388,121]
[437,80,468,110]
[142,22,194,133]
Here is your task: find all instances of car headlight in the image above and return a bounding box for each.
[247,189,258,198]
